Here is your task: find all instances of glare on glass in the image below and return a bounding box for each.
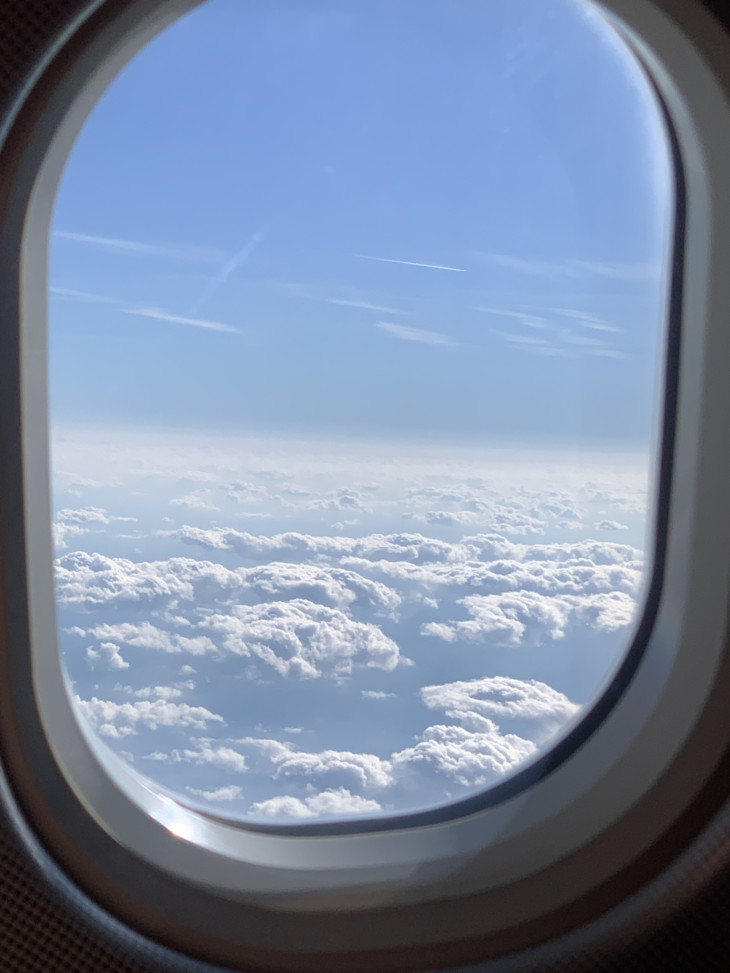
[49,0,672,824]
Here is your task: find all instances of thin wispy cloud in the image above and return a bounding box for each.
[278,283,408,316]
[551,308,622,333]
[490,329,568,357]
[50,287,124,306]
[479,252,660,282]
[51,289,238,336]
[492,327,627,360]
[325,297,408,314]
[125,306,240,335]
[491,330,552,348]
[358,255,466,273]
[474,306,548,329]
[559,331,610,349]
[53,231,227,263]
[377,321,453,346]
[189,228,265,315]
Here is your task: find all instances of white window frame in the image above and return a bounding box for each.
[2,0,730,969]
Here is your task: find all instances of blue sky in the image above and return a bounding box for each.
[50,0,670,446]
[48,0,672,822]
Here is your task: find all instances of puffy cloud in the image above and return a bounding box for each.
[408,506,549,536]
[176,526,234,551]
[389,676,578,789]
[175,673,577,792]
[305,490,371,514]
[421,589,637,647]
[594,520,629,531]
[268,746,394,791]
[249,788,382,820]
[571,591,638,632]
[58,554,403,679]
[133,685,184,700]
[514,537,640,566]
[226,481,268,504]
[176,526,462,566]
[402,486,587,537]
[53,506,136,549]
[170,490,220,511]
[247,795,317,819]
[172,738,393,792]
[420,675,579,736]
[55,553,243,606]
[424,510,479,527]
[74,696,224,739]
[174,528,642,599]
[586,487,647,515]
[57,506,111,525]
[88,621,216,655]
[235,562,400,616]
[54,453,648,820]
[391,723,536,789]
[157,667,582,817]
[177,745,248,773]
[57,552,400,617]
[54,522,94,549]
[86,641,128,670]
[199,599,402,679]
[186,785,243,802]
[422,591,572,646]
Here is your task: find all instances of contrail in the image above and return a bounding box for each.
[189,228,265,315]
[358,254,466,273]
[125,307,240,334]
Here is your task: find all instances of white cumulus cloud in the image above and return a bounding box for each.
[186,785,243,802]
[85,640,129,670]
[74,696,224,739]
[249,788,382,820]
[199,599,403,679]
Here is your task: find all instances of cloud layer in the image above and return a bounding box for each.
[53,438,648,821]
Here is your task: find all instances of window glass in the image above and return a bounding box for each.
[49,0,671,823]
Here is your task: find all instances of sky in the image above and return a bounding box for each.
[48,0,672,823]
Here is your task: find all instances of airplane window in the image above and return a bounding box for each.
[48,0,672,826]
[8,0,730,968]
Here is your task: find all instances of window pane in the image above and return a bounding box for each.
[49,0,672,824]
